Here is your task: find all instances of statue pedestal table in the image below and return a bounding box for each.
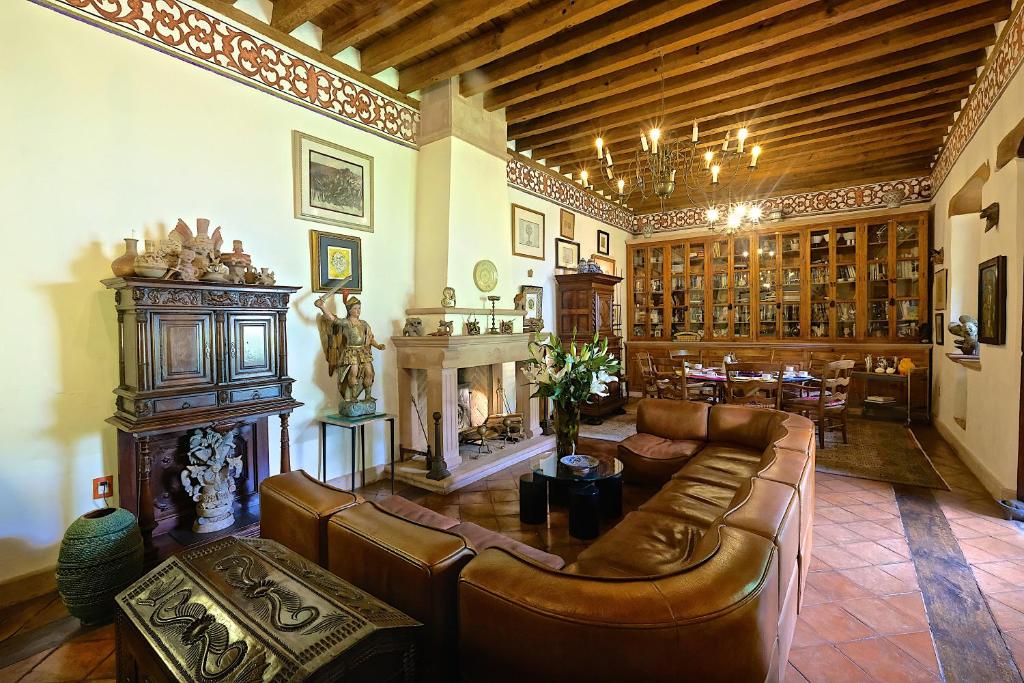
[317,412,398,493]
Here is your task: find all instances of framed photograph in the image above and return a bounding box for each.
[934,313,944,345]
[310,229,363,293]
[555,238,580,269]
[517,285,544,333]
[293,130,374,232]
[597,229,610,255]
[978,255,1007,345]
[591,253,615,274]
[934,268,947,311]
[559,209,575,239]
[511,203,545,260]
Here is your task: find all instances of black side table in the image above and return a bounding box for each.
[318,413,398,493]
[524,452,624,540]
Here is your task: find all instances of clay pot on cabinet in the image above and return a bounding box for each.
[110,238,139,277]
[134,240,168,278]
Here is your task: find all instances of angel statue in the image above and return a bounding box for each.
[315,289,386,417]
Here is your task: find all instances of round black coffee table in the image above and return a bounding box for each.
[520,452,624,540]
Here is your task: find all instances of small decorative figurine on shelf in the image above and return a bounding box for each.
[429,320,454,336]
[181,427,241,533]
[949,315,979,355]
[499,320,514,334]
[466,317,481,335]
[441,287,456,308]
[255,267,276,285]
[315,285,385,418]
[402,317,424,337]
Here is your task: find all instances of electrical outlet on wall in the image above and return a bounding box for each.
[93,475,113,500]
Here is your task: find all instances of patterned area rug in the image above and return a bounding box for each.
[816,418,949,490]
[580,404,638,441]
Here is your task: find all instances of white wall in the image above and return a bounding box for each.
[0,1,629,585]
[930,62,1024,499]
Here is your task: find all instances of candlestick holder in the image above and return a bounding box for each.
[487,295,500,334]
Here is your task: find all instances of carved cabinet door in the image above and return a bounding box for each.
[150,313,215,389]
[226,313,279,382]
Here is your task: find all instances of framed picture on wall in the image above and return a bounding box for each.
[934,268,947,311]
[511,203,545,260]
[934,313,944,345]
[310,229,363,293]
[555,238,580,269]
[978,255,1007,345]
[293,131,374,232]
[560,209,575,239]
[517,285,544,332]
[591,253,615,274]
[597,229,610,255]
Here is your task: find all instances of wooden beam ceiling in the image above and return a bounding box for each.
[248,0,1009,212]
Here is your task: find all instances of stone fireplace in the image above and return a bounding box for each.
[391,333,552,492]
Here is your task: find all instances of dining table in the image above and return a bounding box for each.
[670,367,820,404]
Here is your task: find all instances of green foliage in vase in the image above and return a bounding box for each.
[521,332,620,411]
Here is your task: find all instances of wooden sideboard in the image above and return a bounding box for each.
[103,277,302,562]
[555,273,626,422]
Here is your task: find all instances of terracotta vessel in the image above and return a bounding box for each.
[134,240,168,278]
[110,237,139,277]
[222,239,251,267]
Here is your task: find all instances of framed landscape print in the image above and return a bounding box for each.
[978,255,1006,345]
[555,238,580,269]
[597,229,610,255]
[934,313,944,345]
[591,253,615,274]
[310,229,363,293]
[559,209,575,239]
[511,203,545,260]
[293,130,374,232]
[934,268,947,311]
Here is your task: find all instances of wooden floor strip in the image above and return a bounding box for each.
[895,484,1023,683]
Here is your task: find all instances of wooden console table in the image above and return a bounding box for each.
[103,278,303,563]
[854,367,931,425]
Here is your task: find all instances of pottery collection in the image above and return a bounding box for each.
[133,240,168,278]
[110,237,139,277]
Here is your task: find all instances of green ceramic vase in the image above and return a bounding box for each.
[56,507,144,624]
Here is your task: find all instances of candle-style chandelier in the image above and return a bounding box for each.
[581,120,765,236]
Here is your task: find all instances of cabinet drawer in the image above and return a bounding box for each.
[152,392,218,414]
[229,384,282,404]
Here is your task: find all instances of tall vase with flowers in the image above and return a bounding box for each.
[521,333,620,456]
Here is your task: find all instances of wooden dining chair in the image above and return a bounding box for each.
[636,352,661,399]
[663,354,711,401]
[782,359,855,448]
[723,361,785,409]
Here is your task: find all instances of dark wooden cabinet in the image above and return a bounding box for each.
[103,278,302,562]
[555,273,626,422]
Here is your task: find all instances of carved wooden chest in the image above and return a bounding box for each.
[115,536,420,682]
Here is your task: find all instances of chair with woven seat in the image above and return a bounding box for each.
[782,359,855,448]
[724,361,784,410]
[636,352,663,399]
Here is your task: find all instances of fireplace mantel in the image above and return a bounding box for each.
[392,333,534,369]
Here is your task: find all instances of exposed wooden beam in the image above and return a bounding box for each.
[507,0,1004,127]
[463,0,747,98]
[509,23,994,142]
[319,0,433,56]
[485,0,814,109]
[357,0,534,75]
[270,0,341,34]
[398,0,634,94]
[537,69,975,167]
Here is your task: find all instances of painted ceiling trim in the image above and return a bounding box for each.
[932,0,1024,191]
[32,0,420,147]
[507,156,634,231]
[633,176,933,235]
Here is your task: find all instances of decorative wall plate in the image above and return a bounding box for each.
[473,260,498,292]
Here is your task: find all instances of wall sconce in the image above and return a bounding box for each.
[980,202,1000,232]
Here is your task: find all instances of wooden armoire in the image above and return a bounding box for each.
[555,272,625,422]
[103,277,302,562]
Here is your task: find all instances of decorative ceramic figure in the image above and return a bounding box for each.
[133,240,168,278]
[499,320,514,334]
[56,508,143,624]
[429,320,454,336]
[948,315,979,355]
[173,246,200,281]
[466,318,481,335]
[578,258,603,273]
[441,287,456,307]
[874,357,888,374]
[315,292,386,417]
[255,267,276,285]
[402,317,424,336]
[111,237,139,277]
[243,265,258,284]
[180,427,242,533]
[221,239,251,268]
[227,263,246,284]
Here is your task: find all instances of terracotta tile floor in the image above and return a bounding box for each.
[3,421,1024,682]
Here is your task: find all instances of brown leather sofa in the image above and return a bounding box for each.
[260,399,814,683]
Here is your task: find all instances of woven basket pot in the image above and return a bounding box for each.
[56,508,143,624]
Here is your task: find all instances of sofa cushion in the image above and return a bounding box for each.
[564,511,705,577]
[617,434,704,485]
[709,405,789,450]
[375,495,460,531]
[639,479,739,527]
[636,398,711,441]
[450,522,565,570]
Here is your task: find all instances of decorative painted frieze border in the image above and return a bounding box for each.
[507,156,634,231]
[932,1,1024,189]
[33,0,419,146]
[633,176,932,234]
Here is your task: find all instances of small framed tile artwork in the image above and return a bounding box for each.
[310,229,363,293]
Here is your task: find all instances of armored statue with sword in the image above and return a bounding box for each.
[314,279,386,417]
